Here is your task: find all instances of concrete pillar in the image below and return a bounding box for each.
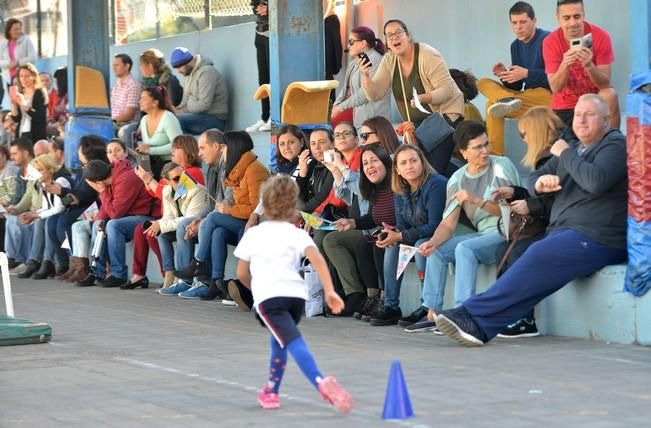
[631,0,651,74]
[66,0,111,111]
[268,0,325,122]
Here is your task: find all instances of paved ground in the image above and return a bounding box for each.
[1,277,651,428]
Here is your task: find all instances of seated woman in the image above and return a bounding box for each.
[275,124,309,176]
[170,131,269,298]
[139,48,183,106]
[107,138,129,163]
[359,116,400,153]
[9,63,47,143]
[321,122,362,214]
[369,144,448,326]
[296,127,336,214]
[360,19,464,174]
[136,86,182,178]
[323,144,394,316]
[331,26,391,129]
[13,154,72,279]
[491,106,564,338]
[128,162,210,290]
[132,134,205,288]
[417,121,520,332]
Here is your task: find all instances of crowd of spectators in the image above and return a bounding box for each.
[0,0,630,349]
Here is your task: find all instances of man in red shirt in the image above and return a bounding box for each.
[543,0,619,129]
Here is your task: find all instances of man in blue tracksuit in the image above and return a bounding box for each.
[435,94,627,347]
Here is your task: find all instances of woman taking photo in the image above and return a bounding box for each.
[136,85,182,179]
[331,26,391,129]
[274,124,309,176]
[369,144,448,326]
[296,127,336,214]
[9,63,47,143]
[417,121,520,332]
[360,19,464,174]
[323,144,395,316]
[170,131,269,299]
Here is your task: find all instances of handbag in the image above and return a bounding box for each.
[414,113,454,152]
[301,259,324,317]
[496,212,547,276]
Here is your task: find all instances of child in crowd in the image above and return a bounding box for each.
[233,175,352,413]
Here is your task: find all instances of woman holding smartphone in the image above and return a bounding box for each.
[9,63,47,143]
[331,26,391,129]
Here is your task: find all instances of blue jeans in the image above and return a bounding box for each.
[158,217,197,272]
[28,218,46,262]
[72,220,92,258]
[422,230,504,312]
[5,215,32,263]
[95,216,151,279]
[196,212,246,280]
[177,113,225,134]
[464,229,627,342]
[383,237,428,310]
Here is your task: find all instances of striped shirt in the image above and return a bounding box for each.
[371,188,396,227]
[111,73,141,121]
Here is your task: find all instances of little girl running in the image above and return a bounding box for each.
[234,174,353,413]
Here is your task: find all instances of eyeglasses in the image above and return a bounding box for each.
[467,141,491,152]
[519,131,527,139]
[360,131,377,141]
[169,176,181,182]
[385,29,405,40]
[348,38,363,46]
[334,131,355,139]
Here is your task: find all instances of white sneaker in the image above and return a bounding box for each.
[258,120,271,132]
[245,119,266,133]
[222,299,237,306]
[487,97,523,118]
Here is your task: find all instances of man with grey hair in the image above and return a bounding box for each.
[433,94,627,347]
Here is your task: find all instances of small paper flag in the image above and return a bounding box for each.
[396,244,419,279]
[174,171,198,201]
[299,211,336,231]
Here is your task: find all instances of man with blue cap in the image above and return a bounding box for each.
[170,47,229,134]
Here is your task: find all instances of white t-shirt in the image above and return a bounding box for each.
[233,220,315,306]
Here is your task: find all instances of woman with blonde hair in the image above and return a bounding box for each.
[9,63,48,142]
[139,48,183,106]
[488,106,565,338]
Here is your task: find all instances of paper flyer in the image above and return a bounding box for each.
[499,203,511,240]
[413,87,431,115]
[299,211,336,231]
[82,202,99,221]
[396,244,419,279]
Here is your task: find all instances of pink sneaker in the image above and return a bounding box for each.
[257,387,280,410]
[318,376,353,414]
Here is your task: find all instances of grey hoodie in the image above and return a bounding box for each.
[178,55,229,121]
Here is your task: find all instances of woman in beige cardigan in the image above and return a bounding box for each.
[361,19,464,176]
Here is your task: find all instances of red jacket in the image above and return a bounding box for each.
[97,160,158,220]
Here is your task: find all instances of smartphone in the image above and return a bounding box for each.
[358,52,371,67]
[142,220,153,230]
[323,149,335,163]
[570,38,583,50]
[135,151,152,173]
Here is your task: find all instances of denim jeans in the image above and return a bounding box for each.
[177,113,225,134]
[72,220,92,258]
[422,230,504,312]
[5,215,33,263]
[28,218,46,262]
[48,207,85,257]
[157,216,197,272]
[45,215,70,268]
[383,237,428,310]
[95,216,151,279]
[196,211,245,279]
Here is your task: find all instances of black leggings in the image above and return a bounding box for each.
[255,33,270,121]
[355,240,385,291]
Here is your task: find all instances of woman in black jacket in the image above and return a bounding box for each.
[295,127,336,214]
[9,63,47,143]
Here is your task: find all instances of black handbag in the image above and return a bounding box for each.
[496,212,547,276]
[414,113,454,152]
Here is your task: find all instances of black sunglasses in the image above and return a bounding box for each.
[360,131,377,141]
[168,176,181,182]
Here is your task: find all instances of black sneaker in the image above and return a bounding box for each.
[77,273,97,287]
[353,295,378,320]
[435,306,484,347]
[404,319,437,333]
[17,259,40,279]
[398,306,428,327]
[99,275,128,288]
[361,298,384,322]
[336,293,366,317]
[497,318,540,339]
[200,278,226,301]
[228,279,253,311]
[369,307,402,326]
